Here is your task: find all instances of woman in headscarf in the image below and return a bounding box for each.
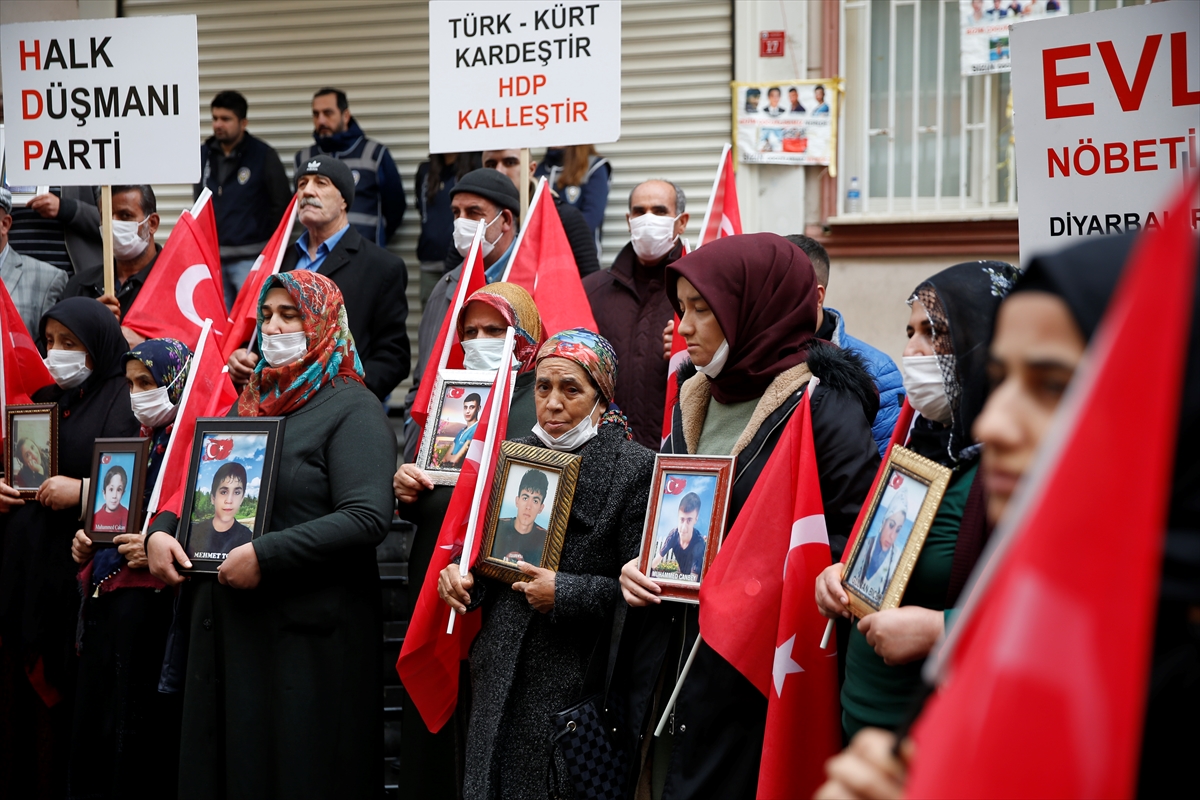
[394,281,546,798]
[144,271,396,799]
[615,233,882,800]
[67,337,191,799]
[814,261,1019,738]
[437,328,656,800]
[0,297,140,797]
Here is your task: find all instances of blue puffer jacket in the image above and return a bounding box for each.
[827,307,905,456]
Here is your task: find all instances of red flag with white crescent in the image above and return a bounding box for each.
[222,196,298,360]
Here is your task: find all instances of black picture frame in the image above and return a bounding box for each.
[175,417,285,574]
[84,437,150,544]
[4,403,59,498]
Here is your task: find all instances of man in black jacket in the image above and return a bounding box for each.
[195,91,291,310]
[227,155,409,401]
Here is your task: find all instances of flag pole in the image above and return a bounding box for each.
[447,328,518,635]
[190,186,213,218]
[519,147,530,222]
[654,633,703,737]
[101,186,114,297]
[820,618,835,650]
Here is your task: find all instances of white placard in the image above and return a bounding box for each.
[428,0,621,153]
[1,16,200,185]
[959,0,1068,76]
[1011,1,1200,263]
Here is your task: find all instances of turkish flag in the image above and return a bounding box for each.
[906,178,1198,798]
[0,278,54,440]
[397,348,516,732]
[664,476,687,495]
[222,197,298,361]
[410,234,487,430]
[503,177,598,337]
[123,192,227,350]
[144,320,239,523]
[200,437,234,461]
[698,384,840,798]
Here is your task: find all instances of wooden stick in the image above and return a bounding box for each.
[519,148,530,222]
[654,633,703,738]
[100,186,114,297]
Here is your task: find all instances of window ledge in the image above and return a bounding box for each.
[813,215,1019,258]
[828,208,1019,225]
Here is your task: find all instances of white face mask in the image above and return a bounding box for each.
[695,338,730,379]
[533,397,602,452]
[130,386,178,428]
[44,349,92,389]
[901,355,953,424]
[260,331,308,368]
[108,217,152,260]
[453,213,503,258]
[462,337,508,371]
[629,213,680,262]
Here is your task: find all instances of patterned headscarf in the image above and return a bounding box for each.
[535,328,631,439]
[237,271,364,417]
[456,281,545,371]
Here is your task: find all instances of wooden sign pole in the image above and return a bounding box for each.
[519,148,530,222]
[100,185,114,297]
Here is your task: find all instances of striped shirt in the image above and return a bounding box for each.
[7,188,72,273]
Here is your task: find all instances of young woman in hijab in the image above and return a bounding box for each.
[393,281,546,799]
[68,337,191,799]
[437,328,656,800]
[615,233,882,800]
[0,297,140,797]
[814,261,1018,738]
[144,271,396,799]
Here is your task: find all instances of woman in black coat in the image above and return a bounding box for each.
[615,234,882,800]
[0,297,140,797]
[438,328,656,800]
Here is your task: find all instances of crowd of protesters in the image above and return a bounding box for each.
[0,84,1195,800]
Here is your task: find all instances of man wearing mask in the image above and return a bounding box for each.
[293,87,406,246]
[226,156,409,401]
[403,168,520,461]
[582,179,688,449]
[61,185,160,348]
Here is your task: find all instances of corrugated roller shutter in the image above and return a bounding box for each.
[122,0,731,401]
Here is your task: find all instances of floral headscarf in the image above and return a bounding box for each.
[237,271,365,417]
[535,328,631,440]
[456,282,545,371]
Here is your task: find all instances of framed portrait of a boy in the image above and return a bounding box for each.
[840,446,953,617]
[175,418,285,574]
[84,438,150,544]
[476,442,581,584]
[416,369,496,486]
[636,455,735,603]
[5,403,58,498]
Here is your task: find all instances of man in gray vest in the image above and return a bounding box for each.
[293,88,406,247]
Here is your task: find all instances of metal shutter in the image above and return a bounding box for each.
[122,0,732,397]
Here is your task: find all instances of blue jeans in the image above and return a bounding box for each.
[222,257,258,312]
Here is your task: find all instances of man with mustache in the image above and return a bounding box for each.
[226,155,410,401]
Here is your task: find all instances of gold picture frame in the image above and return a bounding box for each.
[5,403,59,498]
[476,441,581,585]
[840,445,953,618]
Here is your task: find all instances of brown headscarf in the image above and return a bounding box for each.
[455,281,545,372]
[666,232,818,404]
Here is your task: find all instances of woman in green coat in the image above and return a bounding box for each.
[145,271,396,799]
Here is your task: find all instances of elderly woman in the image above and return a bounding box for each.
[815,262,1018,739]
[144,271,395,799]
[0,298,140,796]
[395,282,547,798]
[438,328,655,800]
[616,233,882,799]
[68,337,192,799]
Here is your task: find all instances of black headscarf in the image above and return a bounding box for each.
[39,297,131,411]
[666,233,818,404]
[907,261,1019,467]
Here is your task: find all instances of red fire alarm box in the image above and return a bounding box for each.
[760,30,785,58]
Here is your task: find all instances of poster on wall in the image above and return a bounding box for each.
[733,81,834,166]
[960,0,1068,75]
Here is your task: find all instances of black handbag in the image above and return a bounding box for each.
[547,606,628,800]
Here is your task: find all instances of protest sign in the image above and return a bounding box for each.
[959,0,1068,76]
[1011,1,1199,262]
[427,0,621,153]
[733,81,834,166]
[0,15,200,185]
